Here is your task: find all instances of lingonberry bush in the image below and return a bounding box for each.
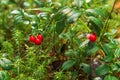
[0,0,120,80]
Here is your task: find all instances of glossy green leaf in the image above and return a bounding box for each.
[34,0,44,7]
[106,43,118,49]
[14,15,23,24]
[61,8,72,15]
[67,11,82,23]
[95,8,108,19]
[0,58,13,70]
[95,64,110,76]
[79,39,89,48]
[88,16,103,35]
[86,8,108,19]
[54,7,71,21]
[80,63,91,74]
[104,75,118,80]
[0,71,4,80]
[102,43,114,62]
[65,49,73,56]
[11,10,21,15]
[62,59,76,70]
[115,48,120,57]
[86,45,99,55]
[94,77,102,80]
[56,20,67,34]
[0,71,11,80]
[86,42,96,55]
[54,12,66,21]
[103,56,113,62]
[38,12,49,20]
[88,16,103,27]
[110,64,118,71]
[73,0,84,8]
[102,44,113,56]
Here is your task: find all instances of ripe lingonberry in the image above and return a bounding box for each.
[29,36,36,42]
[35,38,42,45]
[37,34,43,42]
[87,33,97,42]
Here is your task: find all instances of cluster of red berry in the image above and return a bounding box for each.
[29,34,43,45]
[87,33,97,42]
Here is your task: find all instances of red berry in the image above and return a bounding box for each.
[29,36,36,42]
[87,33,97,42]
[35,38,42,45]
[37,34,43,42]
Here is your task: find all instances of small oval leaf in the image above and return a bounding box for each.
[62,59,76,70]
[95,64,110,76]
[104,75,119,80]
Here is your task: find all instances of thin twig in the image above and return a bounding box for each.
[99,0,117,41]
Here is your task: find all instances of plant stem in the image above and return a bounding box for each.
[98,0,117,41]
[43,17,53,31]
[79,19,91,32]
